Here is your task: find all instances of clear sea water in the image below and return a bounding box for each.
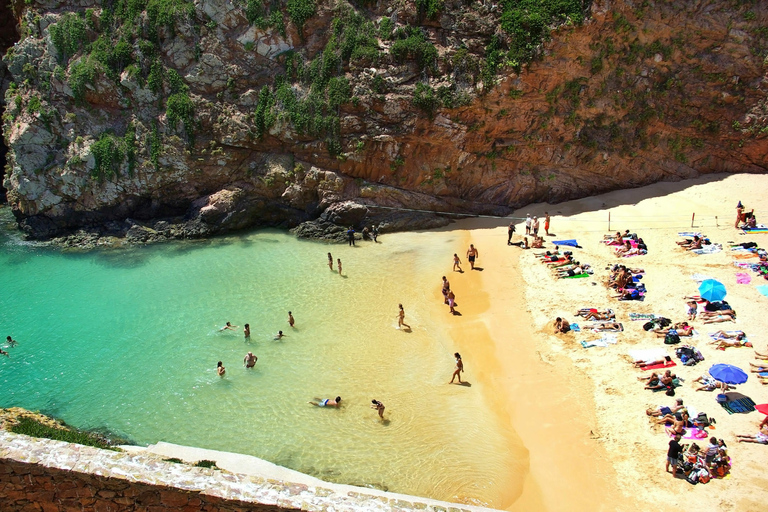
[0,207,515,507]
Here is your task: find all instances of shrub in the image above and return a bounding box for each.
[287,0,316,35]
[390,26,438,74]
[412,82,440,117]
[327,76,351,109]
[166,92,195,141]
[68,57,97,104]
[166,68,189,93]
[148,120,161,170]
[416,0,443,20]
[91,132,126,180]
[27,95,42,115]
[146,0,195,40]
[9,416,120,450]
[49,12,88,64]
[147,60,163,93]
[194,460,219,469]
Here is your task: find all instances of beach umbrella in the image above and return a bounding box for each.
[709,363,748,385]
[756,404,768,415]
[699,279,727,302]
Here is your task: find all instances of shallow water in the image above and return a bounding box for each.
[0,208,515,506]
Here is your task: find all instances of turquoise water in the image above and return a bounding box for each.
[0,207,515,506]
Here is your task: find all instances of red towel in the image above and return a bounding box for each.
[643,361,677,371]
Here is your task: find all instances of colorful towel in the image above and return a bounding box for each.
[667,427,709,440]
[629,313,656,321]
[691,244,723,255]
[720,397,757,415]
[679,232,701,237]
[642,360,677,371]
[563,273,591,279]
[735,272,752,284]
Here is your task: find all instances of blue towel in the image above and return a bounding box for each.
[554,239,579,247]
[757,285,768,298]
[570,323,581,332]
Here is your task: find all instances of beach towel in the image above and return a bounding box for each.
[570,323,581,332]
[759,372,768,377]
[562,273,591,279]
[553,239,580,247]
[629,313,656,321]
[691,244,723,255]
[679,232,701,237]
[735,272,752,284]
[581,340,607,348]
[667,427,709,440]
[628,348,667,361]
[720,396,756,415]
[757,285,768,298]
[642,360,677,371]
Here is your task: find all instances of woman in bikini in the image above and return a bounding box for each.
[450,353,464,384]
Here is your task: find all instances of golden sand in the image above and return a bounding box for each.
[438,173,768,511]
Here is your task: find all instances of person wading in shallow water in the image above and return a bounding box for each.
[371,400,385,419]
[327,252,334,271]
[243,352,257,368]
[288,311,295,327]
[217,361,226,377]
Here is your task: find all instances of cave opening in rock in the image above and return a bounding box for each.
[0,0,21,203]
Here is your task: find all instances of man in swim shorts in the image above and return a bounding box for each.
[466,244,479,270]
[544,212,551,236]
[244,352,257,368]
[309,396,341,407]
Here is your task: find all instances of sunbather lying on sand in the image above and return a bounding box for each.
[702,312,736,324]
[576,309,615,321]
[554,265,587,278]
[633,355,673,368]
[749,362,768,372]
[615,289,643,300]
[677,235,701,247]
[712,338,752,349]
[693,374,730,392]
[710,330,746,340]
[655,322,694,337]
[655,409,689,425]
[646,398,684,417]
[736,425,768,444]
[586,322,623,332]
[645,371,676,390]
[548,256,574,268]
[701,309,736,318]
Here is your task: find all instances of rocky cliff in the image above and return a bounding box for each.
[1,0,767,243]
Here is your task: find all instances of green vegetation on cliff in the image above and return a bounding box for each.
[9,416,122,451]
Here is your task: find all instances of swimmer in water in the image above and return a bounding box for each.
[275,330,285,340]
[6,336,17,347]
[243,352,257,368]
[0,348,8,357]
[244,324,250,339]
[309,396,341,407]
[288,312,295,327]
[220,322,238,332]
[217,361,226,377]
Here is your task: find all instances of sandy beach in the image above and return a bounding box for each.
[437,173,768,511]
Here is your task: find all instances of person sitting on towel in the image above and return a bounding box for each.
[647,398,685,417]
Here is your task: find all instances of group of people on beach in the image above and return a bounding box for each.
[508,212,552,249]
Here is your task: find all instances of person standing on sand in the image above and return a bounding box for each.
[328,252,334,271]
[371,400,385,419]
[544,212,551,236]
[244,323,250,340]
[244,352,257,368]
[288,312,295,327]
[525,214,532,235]
[453,253,463,272]
[666,434,682,476]
[508,223,516,245]
[447,290,456,314]
[337,258,342,275]
[442,276,450,304]
[217,361,226,377]
[450,353,464,384]
[372,224,379,242]
[466,244,479,270]
[736,201,744,228]
[398,304,411,329]
[532,216,540,236]
[347,226,356,246]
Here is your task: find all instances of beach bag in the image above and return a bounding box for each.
[693,349,705,362]
[664,332,681,345]
[643,321,655,331]
[697,470,710,484]
[695,413,710,427]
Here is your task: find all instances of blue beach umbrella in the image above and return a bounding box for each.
[709,363,748,385]
[699,279,727,302]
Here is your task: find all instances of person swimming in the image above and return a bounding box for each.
[275,330,285,340]
[217,361,226,377]
[309,396,341,407]
[6,336,17,347]
[220,322,238,331]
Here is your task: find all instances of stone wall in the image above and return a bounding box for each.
[0,431,483,512]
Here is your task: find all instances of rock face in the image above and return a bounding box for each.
[1,0,767,243]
